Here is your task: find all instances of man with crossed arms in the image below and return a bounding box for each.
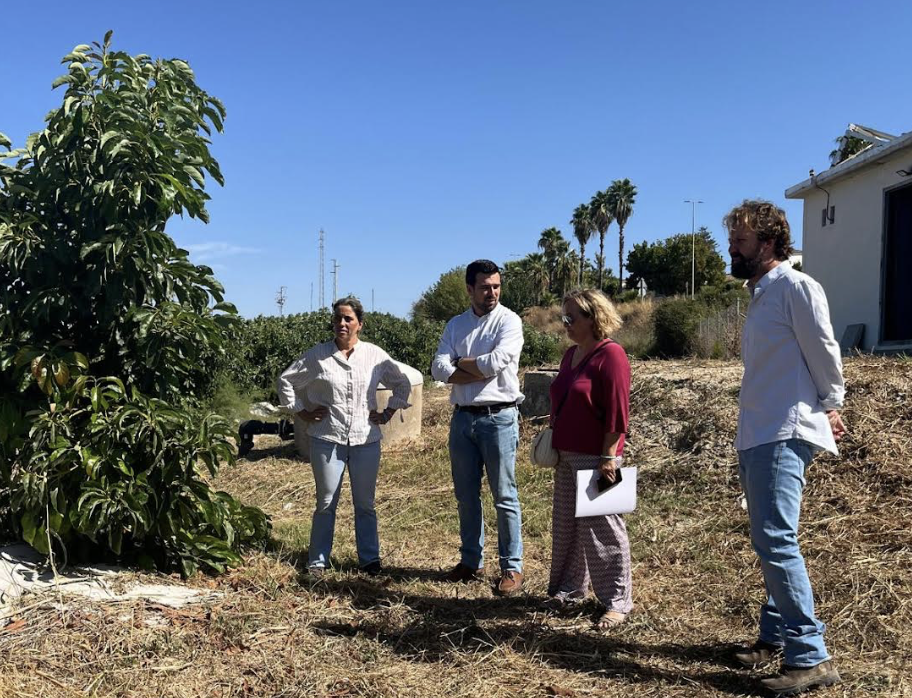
[431,259,525,596]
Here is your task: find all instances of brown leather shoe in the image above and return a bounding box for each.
[760,661,840,695]
[495,570,524,596]
[443,563,485,583]
[733,639,784,668]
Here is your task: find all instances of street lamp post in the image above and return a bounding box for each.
[684,199,703,299]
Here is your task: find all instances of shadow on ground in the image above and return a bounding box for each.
[303,572,767,696]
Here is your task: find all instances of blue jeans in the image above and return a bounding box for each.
[738,439,830,667]
[308,437,381,569]
[449,406,523,572]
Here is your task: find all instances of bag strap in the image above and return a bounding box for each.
[552,339,614,424]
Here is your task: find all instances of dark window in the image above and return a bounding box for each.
[882,184,912,341]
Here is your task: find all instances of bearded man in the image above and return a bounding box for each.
[725,200,845,695]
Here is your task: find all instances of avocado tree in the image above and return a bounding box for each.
[0,33,268,576]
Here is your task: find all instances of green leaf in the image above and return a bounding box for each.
[0,132,11,149]
[21,512,37,545]
[51,74,72,89]
[109,527,122,555]
[182,165,205,187]
[53,362,70,387]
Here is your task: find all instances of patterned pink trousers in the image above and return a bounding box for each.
[548,450,633,613]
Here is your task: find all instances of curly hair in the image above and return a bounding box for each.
[562,288,623,340]
[723,199,794,261]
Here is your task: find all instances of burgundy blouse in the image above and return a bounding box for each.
[549,340,630,456]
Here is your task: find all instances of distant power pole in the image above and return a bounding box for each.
[275,286,287,317]
[371,288,375,312]
[684,199,703,299]
[331,259,340,303]
[318,228,325,310]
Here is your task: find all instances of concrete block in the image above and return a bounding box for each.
[520,370,559,419]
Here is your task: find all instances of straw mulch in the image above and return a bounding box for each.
[1,356,910,697]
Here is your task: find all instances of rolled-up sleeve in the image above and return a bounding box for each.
[474,313,524,378]
[431,323,457,382]
[277,351,312,413]
[789,279,845,411]
[380,358,413,410]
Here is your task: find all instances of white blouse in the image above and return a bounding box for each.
[277,340,412,446]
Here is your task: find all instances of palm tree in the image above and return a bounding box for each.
[828,135,869,166]
[570,204,593,286]
[607,179,637,291]
[552,246,576,297]
[523,252,549,305]
[589,190,614,290]
[537,227,564,292]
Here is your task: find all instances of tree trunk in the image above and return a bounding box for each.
[618,225,625,293]
[598,230,605,289]
[579,244,585,285]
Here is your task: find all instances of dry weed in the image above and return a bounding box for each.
[1,357,910,697]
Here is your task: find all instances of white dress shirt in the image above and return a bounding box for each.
[737,262,845,455]
[277,340,412,446]
[431,303,524,406]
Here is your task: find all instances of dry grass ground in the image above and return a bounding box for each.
[2,356,911,697]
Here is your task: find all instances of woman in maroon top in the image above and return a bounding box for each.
[546,288,633,630]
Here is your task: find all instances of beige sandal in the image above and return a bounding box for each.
[595,610,627,630]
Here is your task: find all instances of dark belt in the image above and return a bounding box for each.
[455,401,516,415]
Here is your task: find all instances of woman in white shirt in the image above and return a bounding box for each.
[277,296,411,577]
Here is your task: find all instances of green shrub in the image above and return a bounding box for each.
[0,35,268,575]
[217,310,559,401]
[653,297,711,357]
[521,324,561,367]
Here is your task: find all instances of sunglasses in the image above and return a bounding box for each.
[561,312,588,327]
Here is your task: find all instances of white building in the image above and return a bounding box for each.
[785,124,912,352]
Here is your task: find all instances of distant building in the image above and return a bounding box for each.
[785,124,912,352]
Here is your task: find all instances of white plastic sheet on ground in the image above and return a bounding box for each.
[0,543,220,621]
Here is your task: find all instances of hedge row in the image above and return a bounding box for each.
[217,311,561,400]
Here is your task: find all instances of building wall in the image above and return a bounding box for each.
[800,147,912,350]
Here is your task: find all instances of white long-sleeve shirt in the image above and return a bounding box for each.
[277,340,411,446]
[430,303,524,406]
[737,262,845,455]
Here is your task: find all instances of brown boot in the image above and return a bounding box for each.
[495,570,524,596]
[443,563,485,583]
[760,661,840,695]
[733,639,783,668]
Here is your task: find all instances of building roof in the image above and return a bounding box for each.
[785,126,912,199]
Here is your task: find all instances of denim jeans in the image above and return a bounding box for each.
[308,437,381,569]
[449,406,523,572]
[738,439,830,667]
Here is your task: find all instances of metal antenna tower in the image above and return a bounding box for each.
[318,228,325,309]
[275,286,287,317]
[331,259,340,303]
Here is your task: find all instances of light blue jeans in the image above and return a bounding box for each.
[308,437,381,569]
[738,439,830,667]
[449,406,523,572]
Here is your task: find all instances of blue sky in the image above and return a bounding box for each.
[2,1,910,318]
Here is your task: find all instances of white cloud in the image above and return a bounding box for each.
[183,242,260,261]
